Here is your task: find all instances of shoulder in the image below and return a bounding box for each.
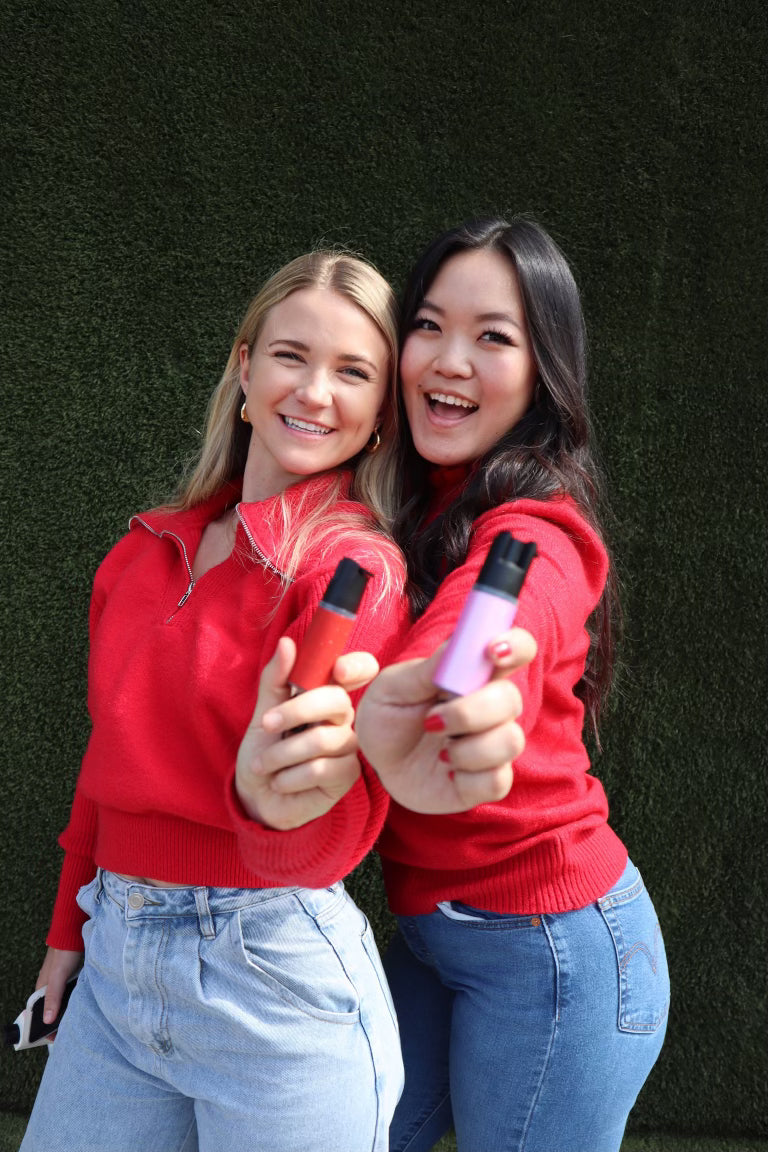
[92,520,150,592]
[91,500,200,598]
[471,496,608,590]
[292,486,407,589]
[293,522,407,621]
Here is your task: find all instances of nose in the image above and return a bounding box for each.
[433,337,472,379]
[296,372,334,408]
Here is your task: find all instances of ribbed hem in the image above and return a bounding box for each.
[226,771,381,886]
[93,806,334,890]
[381,825,628,915]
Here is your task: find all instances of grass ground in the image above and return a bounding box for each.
[2,1116,766,1152]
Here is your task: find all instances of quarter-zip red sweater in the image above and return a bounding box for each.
[378,483,627,916]
[48,473,409,951]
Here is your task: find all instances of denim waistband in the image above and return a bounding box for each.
[96,867,305,927]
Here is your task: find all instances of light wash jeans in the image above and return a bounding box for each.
[384,859,669,1152]
[22,870,403,1152]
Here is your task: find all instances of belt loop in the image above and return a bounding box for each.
[194,887,215,939]
[94,867,105,904]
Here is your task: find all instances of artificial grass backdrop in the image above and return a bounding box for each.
[1,0,765,1142]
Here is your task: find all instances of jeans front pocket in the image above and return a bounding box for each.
[74,874,102,951]
[598,868,670,1034]
[236,897,360,1024]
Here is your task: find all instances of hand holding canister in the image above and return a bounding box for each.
[234,558,375,831]
[433,532,536,697]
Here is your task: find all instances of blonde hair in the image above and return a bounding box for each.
[171,251,404,594]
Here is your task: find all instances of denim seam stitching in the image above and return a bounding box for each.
[303,903,381,1149]
[519,913,561,1151]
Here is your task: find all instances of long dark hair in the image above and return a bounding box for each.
[392,217,619,740]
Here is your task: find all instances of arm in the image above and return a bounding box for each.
[38,789,96,1022]
[364,499,609,820]
[37,545,121,1009]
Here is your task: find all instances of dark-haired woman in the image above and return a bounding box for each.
[356,218,670,1152]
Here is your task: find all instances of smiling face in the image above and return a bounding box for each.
[239,287,390,500]
[400,247,538,468]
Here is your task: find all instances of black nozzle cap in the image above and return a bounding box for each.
[477,532,537,598]
[323,557,373,614]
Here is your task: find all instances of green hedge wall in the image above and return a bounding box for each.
[2,0,765,1138]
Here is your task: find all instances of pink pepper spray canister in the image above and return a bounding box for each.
[433,532,537,697]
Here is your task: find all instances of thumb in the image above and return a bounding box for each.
[42,974,66,1026]
[249,636,296,733]
[331,650,380,693]
[367,645,449,708]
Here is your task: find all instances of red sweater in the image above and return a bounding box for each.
[48,473,409,951]
[378,482,627,916]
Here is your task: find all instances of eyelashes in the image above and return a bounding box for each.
[411,317,515,346]
[480,328,514,346]
[273,352,370,380]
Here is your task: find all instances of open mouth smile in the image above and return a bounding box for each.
[281,415,333,435]
[426,391,479,418]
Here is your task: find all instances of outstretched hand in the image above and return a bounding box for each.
[355,627,536,814]
[235,638,379,830]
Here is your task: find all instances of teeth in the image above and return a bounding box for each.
[283,416,332,434]
[427,392,478,410]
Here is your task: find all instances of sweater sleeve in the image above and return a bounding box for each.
[45,547,121,951]
[46,790,99,950]
[226,565,410,886]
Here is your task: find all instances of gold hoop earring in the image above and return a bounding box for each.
[366,428,381,455]
[240,402,250,424]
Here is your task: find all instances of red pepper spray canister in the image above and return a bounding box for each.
[289,558,373,693]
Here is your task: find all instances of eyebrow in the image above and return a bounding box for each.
[267,339,379,371]
[420,299,524,332]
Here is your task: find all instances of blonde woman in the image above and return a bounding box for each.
[23,252,411,1152]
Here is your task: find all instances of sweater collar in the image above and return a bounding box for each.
[426,461,474,520]
[130,471,358,578]
[130,481,241,539]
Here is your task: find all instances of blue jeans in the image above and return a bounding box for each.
[384,860,669,1152]
[22,871,403,1152]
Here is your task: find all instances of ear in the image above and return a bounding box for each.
[238,343,251,396]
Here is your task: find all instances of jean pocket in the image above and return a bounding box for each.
[75,875,100,918]
[435,901,539,932]
[236,903,360,1024]
[75,875,102,950]
[598,872,670,1034]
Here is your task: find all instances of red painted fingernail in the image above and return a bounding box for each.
[489,641,513,660]
[438,748,451,763]
[424,714,446,732]
[448,769,455,780]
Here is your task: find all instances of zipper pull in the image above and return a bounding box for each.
[177,580,194,608]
